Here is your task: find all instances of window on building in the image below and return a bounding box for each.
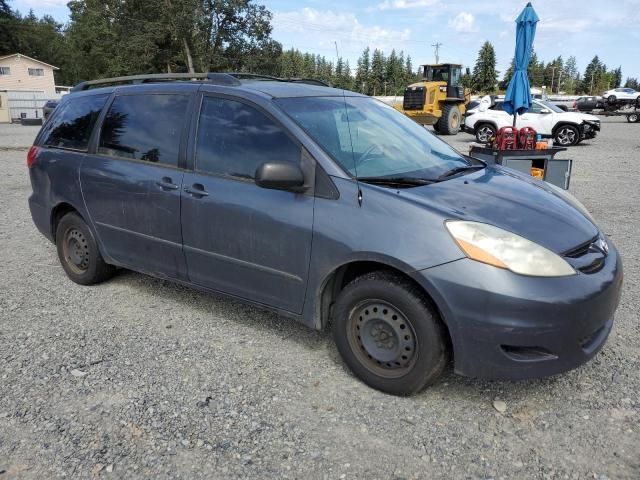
[98,94,190,167]
[41,94,109,151]
[195,97,301,179]
[28,68,45,76]
[0,66,10,75]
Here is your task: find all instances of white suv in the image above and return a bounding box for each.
[464,99,601,146]
[602,87,640,103]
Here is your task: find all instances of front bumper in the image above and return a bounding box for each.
[580,121,600,140]
[416,243,623,380]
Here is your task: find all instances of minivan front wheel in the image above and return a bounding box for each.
[56,212,115,285]
[332,271,448,395]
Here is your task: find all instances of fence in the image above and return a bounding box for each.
[6,90,63,122]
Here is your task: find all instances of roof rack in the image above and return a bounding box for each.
[70,72,330,92]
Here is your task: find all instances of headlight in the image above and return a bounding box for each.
[446,221,576,277]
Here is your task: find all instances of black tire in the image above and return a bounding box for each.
[56,212,115,285]
[437,104,461,135]
[607,95,617,105]
[432,121,441,134]
[554,124,580,146]
[332,271,449,396]
[635,97,640,108]
[475,123,496,143]
[628,113,639,123]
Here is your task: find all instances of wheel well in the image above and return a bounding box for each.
[50,203,79,241]
[474,121,496,133]
[552,122,579,135]
[320,261,450,337]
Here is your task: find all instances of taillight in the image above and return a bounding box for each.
[27,145,39,168]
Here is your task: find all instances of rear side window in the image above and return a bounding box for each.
[195,97,301,179]
[98,94,189,167]
[41,94,108,150]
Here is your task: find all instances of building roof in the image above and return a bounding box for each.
[0,53,59,70]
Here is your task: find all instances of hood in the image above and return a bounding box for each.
[396,166,598,253]
[559,111,599,122]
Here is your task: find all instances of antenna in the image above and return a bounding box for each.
[334,41,362,206]
[432,42,443,64]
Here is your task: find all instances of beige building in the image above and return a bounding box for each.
[0,53,58,96]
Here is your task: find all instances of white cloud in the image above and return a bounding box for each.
[377,0,439,11]
[450,12,476,33]
[273,8,411,54]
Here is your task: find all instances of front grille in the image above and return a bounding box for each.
[403,87,425,110]
[563,236,607,274]
[564,237,595,258]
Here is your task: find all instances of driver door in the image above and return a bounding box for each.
[180,95,315,314]
[517,101,555,135]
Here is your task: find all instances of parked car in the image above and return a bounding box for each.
[602,87,640,104]
[28,74,622,395]
[573,96,604,112]
[464,99,601,146]
[42,99,58,120]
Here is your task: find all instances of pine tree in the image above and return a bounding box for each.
[562,56,579,94]
[612,66,622,88]
[370,48,386,96]
[624,77,639,90]
[355,47,370,94]
[501,56,516,90]
[581,56,604,94]
[471,41,498,93]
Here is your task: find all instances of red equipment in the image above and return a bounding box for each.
[518,127,537,150]
[494,126,518,150]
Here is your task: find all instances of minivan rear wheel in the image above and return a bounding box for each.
[332,271,448,396]
[56,212,115,285]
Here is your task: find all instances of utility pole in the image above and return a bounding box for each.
[550,66,555,94]
[590,72,595,94]
[432,42,443,64]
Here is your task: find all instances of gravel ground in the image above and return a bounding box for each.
[0,119,638,479]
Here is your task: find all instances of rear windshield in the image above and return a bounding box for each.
[40,94,108,151]
[276,96,467,179]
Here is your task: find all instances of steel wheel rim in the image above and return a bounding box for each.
[477,126,493,142]
[451,113,460,129]
[629,114,638,123]
[556,127,576,145]
[62,227,90,274]
[347,300,418,379]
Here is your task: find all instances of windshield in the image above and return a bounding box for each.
[539,101,564,113]
[276,96,469,179]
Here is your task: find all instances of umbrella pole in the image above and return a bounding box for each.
[512,114,517,127]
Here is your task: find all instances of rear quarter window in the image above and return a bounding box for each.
[40,94,108,151]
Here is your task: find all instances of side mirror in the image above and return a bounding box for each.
[540,108,551,114]
[255,161,306,192]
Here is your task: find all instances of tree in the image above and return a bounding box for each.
[624,77,639,90]
[500,56,516,90]
[369,48,385,96]
[354,47,370,94]
[581,55,606,94]
[471,41,498,93]
[612,66,622,88]
[562,55,579,94]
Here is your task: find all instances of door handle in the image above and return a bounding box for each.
[156,177,179,190]
[184,183,209,197]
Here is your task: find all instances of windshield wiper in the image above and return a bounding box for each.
[437,164,485,180]
[357,176,437,187]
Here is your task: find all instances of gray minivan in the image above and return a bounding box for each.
[28,73,623,395]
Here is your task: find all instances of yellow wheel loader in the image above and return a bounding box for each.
[395,63,471,135]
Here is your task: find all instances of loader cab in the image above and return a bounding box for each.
[422,64,464,100]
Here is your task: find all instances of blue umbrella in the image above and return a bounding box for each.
[503,2,539,124]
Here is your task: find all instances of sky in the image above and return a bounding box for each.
[11,0,640,82]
